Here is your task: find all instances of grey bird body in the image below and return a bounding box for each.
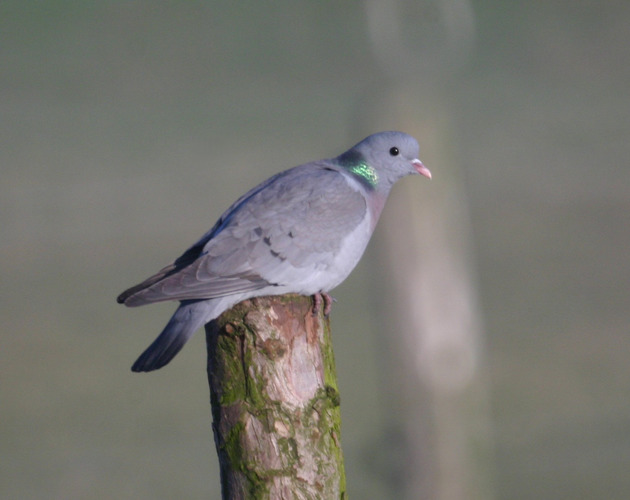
[118,131,431,371]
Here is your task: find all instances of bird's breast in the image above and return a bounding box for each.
[300,207,374,294]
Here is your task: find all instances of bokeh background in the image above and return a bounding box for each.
[3,2,629,499]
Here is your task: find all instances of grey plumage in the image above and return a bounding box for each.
[118,131,431,372]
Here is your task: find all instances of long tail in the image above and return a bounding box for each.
[131,300,213,372]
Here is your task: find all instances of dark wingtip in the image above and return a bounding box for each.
[117,286,146,306]
[117,286,136,304]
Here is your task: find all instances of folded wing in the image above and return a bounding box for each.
[118,164,366,306]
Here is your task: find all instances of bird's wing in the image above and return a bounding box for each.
[118,164,367,306]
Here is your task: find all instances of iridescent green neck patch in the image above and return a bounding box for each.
[338,150,378,188]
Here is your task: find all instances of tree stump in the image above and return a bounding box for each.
[205,294,346,500]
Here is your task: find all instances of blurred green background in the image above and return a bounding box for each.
[2,1,629,499]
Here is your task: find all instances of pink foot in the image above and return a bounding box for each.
[312,292,335,317]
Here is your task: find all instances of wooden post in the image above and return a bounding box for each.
[205,294,346,500]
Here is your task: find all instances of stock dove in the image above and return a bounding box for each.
[118,131,431,372]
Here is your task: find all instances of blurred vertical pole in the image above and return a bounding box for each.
[362,1,494,499]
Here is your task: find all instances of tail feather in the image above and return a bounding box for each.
[131,301,210,372]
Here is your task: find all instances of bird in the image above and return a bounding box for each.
[117,131,431,372]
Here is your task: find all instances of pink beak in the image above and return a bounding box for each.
[412,159,432,179]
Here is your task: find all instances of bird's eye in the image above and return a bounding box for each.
[389,147,399,156]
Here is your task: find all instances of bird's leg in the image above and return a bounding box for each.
[311,293,322,316]
[312,292,335,317]
[322,292,335,316]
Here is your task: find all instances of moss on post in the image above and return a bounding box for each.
[205,294,346,500]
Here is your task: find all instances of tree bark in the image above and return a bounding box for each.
[205,294,346,500]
